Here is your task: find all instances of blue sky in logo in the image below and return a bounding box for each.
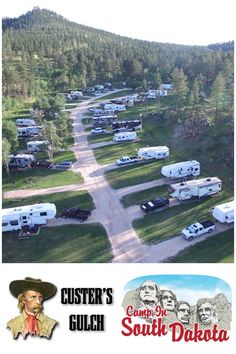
[124,275,231,305]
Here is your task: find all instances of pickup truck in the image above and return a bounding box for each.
[116,156,140,166]
[140,197,169,213]
[181,221,216,240]
[61,207,91,223]
[91,127,108,134]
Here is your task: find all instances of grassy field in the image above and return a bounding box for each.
[2,224,113,263]
[132,190,232,245]
[87,133,113,144]
[165,228,234,263]
[105,161,164,189]
[2,190,94,214]
[120,184,169,207]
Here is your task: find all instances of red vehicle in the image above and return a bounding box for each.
[61,207,91,222]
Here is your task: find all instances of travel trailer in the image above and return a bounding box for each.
[2,203,57,232]
[168,177,222,201]
[211,201,234,223]
[161,160,200,179]
[138,146,169,160]
[104,103,126,111]
[27,141,49,152]
[113,131,137,142]
[9,154,36,168]
[16,118,36,126]
[18,126,42,138]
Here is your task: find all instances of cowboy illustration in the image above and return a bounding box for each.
[7,277,58,339]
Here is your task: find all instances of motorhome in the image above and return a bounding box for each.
[2,203,57,232]
[9,154,36,168]
[161,160,200,179]
[18,126,42,138]
[27,141,49,152]
[211,201,234,223]
[168,177,222,201]
[16,118,36,127]
[113,131,137,142]
[138,146,169,160]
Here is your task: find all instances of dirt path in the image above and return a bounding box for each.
[3,91,233,263]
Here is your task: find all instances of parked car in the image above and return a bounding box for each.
[32,160,53,168]
[116,156,140,166]
[140,197,169,213]
[91,127,107,134]
[181,221,216,241]
[61,207,91,222]
[55,161,73,169]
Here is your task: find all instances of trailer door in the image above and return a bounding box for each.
[20,214,31,226]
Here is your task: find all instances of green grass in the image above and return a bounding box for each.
[132,191,232,245]
[105,161,165,189]
[165,228,234,263]
[2,190,93,214]
[87,133,113,144]
[2,224,113,263]
[81,117,92,125]
[2,168,83,192]
[120,185,169,208]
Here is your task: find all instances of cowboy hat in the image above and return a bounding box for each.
[9,277,57,300]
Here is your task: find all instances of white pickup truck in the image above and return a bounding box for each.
[116,156,140,166]
[181,221,216,241]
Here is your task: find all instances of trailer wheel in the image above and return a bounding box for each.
[189,236,193,241]
[208,228,213,233]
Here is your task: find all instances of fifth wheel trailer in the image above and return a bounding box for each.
[168,177,222,201]
[161,160,200,179]
[138,146,169,160]
[2,203,57,232]
[211,201,234,223]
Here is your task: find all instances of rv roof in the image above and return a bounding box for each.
[27,141,47,144]
[9,154,35,158]
[139,146,169,152]
[170,177,221,189]
[2,203,56,216]
[214,201,234,212]
[162,160,199,169]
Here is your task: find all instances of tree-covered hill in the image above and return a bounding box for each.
[2,7,234,96]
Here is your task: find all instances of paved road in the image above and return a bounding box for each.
[3,91,233,262]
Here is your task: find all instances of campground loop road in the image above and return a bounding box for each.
[3,91,233,262]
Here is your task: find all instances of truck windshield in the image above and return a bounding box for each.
[187,225,196,233]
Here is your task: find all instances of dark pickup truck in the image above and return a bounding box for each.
[140,197,169,213]
[61,207,91,222]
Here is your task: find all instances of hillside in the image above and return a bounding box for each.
[2,7,234,96]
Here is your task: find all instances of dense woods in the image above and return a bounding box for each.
[2,7,234,166]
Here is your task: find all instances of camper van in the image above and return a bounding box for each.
[27,141,49,152]
[161,160,200,179]
[18,126,42,138]
[16,118,36,127]
[2,203,57,232]
[9,154,36,168]
[113,131,137,142]
[211,201,234,223]
[138,146,169,160]
[168,177,222,201]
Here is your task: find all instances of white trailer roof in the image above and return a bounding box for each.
[170,177,222,190]
[139,146,169,152]
[2,203,56,217]
[213,201,234,213]
[162,160,199,169]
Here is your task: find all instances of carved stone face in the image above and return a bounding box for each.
[161,291,175,311]
[177,303,190,324]
[139,281,158,303]
[198,302,214,325]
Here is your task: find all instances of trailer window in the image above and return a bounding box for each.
[10,220,19,226]
[22,216,27,220]
[2,222,8,227]
[40,212,47,216]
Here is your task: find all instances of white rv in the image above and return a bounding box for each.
[18,126,42,138]
[16,118,36,126]
[27,141,49,152]
[138,146,169,160]
[104,103,126,111]
[211,201,234,223]
[2,203,57,232]
[113,131,137,142]
[161,160,200,179]
[168,177,222,201]
[9,154,36,168]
